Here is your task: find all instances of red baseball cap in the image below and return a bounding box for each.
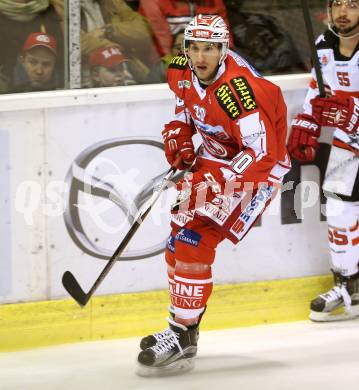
[23,32,57,55]
[88,47,128,68]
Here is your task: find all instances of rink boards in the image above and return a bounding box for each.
[0,75,335,351]
[0,274,332,352]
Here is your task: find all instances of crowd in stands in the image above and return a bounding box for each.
[0,0,322,94]
[0,0,63,93]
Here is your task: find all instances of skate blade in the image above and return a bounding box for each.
[136,357,195,377]
[309,305,359,322]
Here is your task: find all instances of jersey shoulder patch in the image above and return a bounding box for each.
[316,30,337,50]
[230,76,257,112]
[168,54,189,70]
[167,61,191,96]
[215,82,242,120]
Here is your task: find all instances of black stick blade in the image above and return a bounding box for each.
[62,271,89,307]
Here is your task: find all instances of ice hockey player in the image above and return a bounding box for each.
[137,14,291,376]
[288,0,359,321]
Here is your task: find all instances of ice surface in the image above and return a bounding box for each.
[1,320,358,390]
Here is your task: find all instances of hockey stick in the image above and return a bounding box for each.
[62,156,182,307]
[301,0,326,97]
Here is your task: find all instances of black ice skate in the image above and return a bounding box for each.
[139,306,175,350]
[136,318,198,377]
[310,270,359,322]
[139,306,205,350]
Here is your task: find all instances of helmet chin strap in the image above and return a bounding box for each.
[219,42,229,65]
[328,22,359,39]
[327,8,359,39]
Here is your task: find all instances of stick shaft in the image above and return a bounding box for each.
[86,169,173,299]
[301,0,326,97]
[63,157,182,306]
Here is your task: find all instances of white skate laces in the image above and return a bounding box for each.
[136,318,197,377]
[151,329,184,357]
[310,271,359,322]
[321,284,352,313]
[152,328,172,343]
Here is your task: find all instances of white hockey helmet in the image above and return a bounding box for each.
[327,0,359,38]
[184,14,230,65]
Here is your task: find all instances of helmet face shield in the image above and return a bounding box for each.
[184,14,230,65]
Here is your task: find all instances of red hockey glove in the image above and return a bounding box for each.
[172,167,227,213]
[287,113,321,162]
[310,96,359,135]
[162,121,196,170]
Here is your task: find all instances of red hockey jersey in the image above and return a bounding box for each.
[166,50,291,185]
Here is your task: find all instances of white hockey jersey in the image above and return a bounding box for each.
[302,30,359,200]
[303,30,359,150]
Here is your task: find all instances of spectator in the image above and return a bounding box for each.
[146,29,184,84]
[88,46,137,87]
[0,0,64,93]
[139,0,230,57]
[224,2,307,74]
[52,0,158,86]
[13,31,58,92]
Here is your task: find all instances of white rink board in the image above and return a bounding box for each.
[0,75,330,304]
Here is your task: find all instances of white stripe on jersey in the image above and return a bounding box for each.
[228,50,262,78]
[237,112,267,161]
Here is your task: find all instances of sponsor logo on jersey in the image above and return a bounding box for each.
[320,54,328,66]
[234,185,273,227]
[230,77,257,111]
[201,133,228,157]
[193,104,206,121]
[230,186,273,238]
[215,83,242,119]
[197,190,244,227]
[175,228,201,247]
[231,219,245,235]
[194,120,230,140]
[201,202,229,225]
[171,211,194,226]
[176,96,185,107]
[169,55,188,69]
[166,236,175,253]
[178,80,191,89]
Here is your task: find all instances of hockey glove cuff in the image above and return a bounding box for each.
[162,121,196,170]
[311,96,359,135]
[287,113,321,162]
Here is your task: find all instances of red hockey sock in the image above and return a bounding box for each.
[168,267,213,320]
